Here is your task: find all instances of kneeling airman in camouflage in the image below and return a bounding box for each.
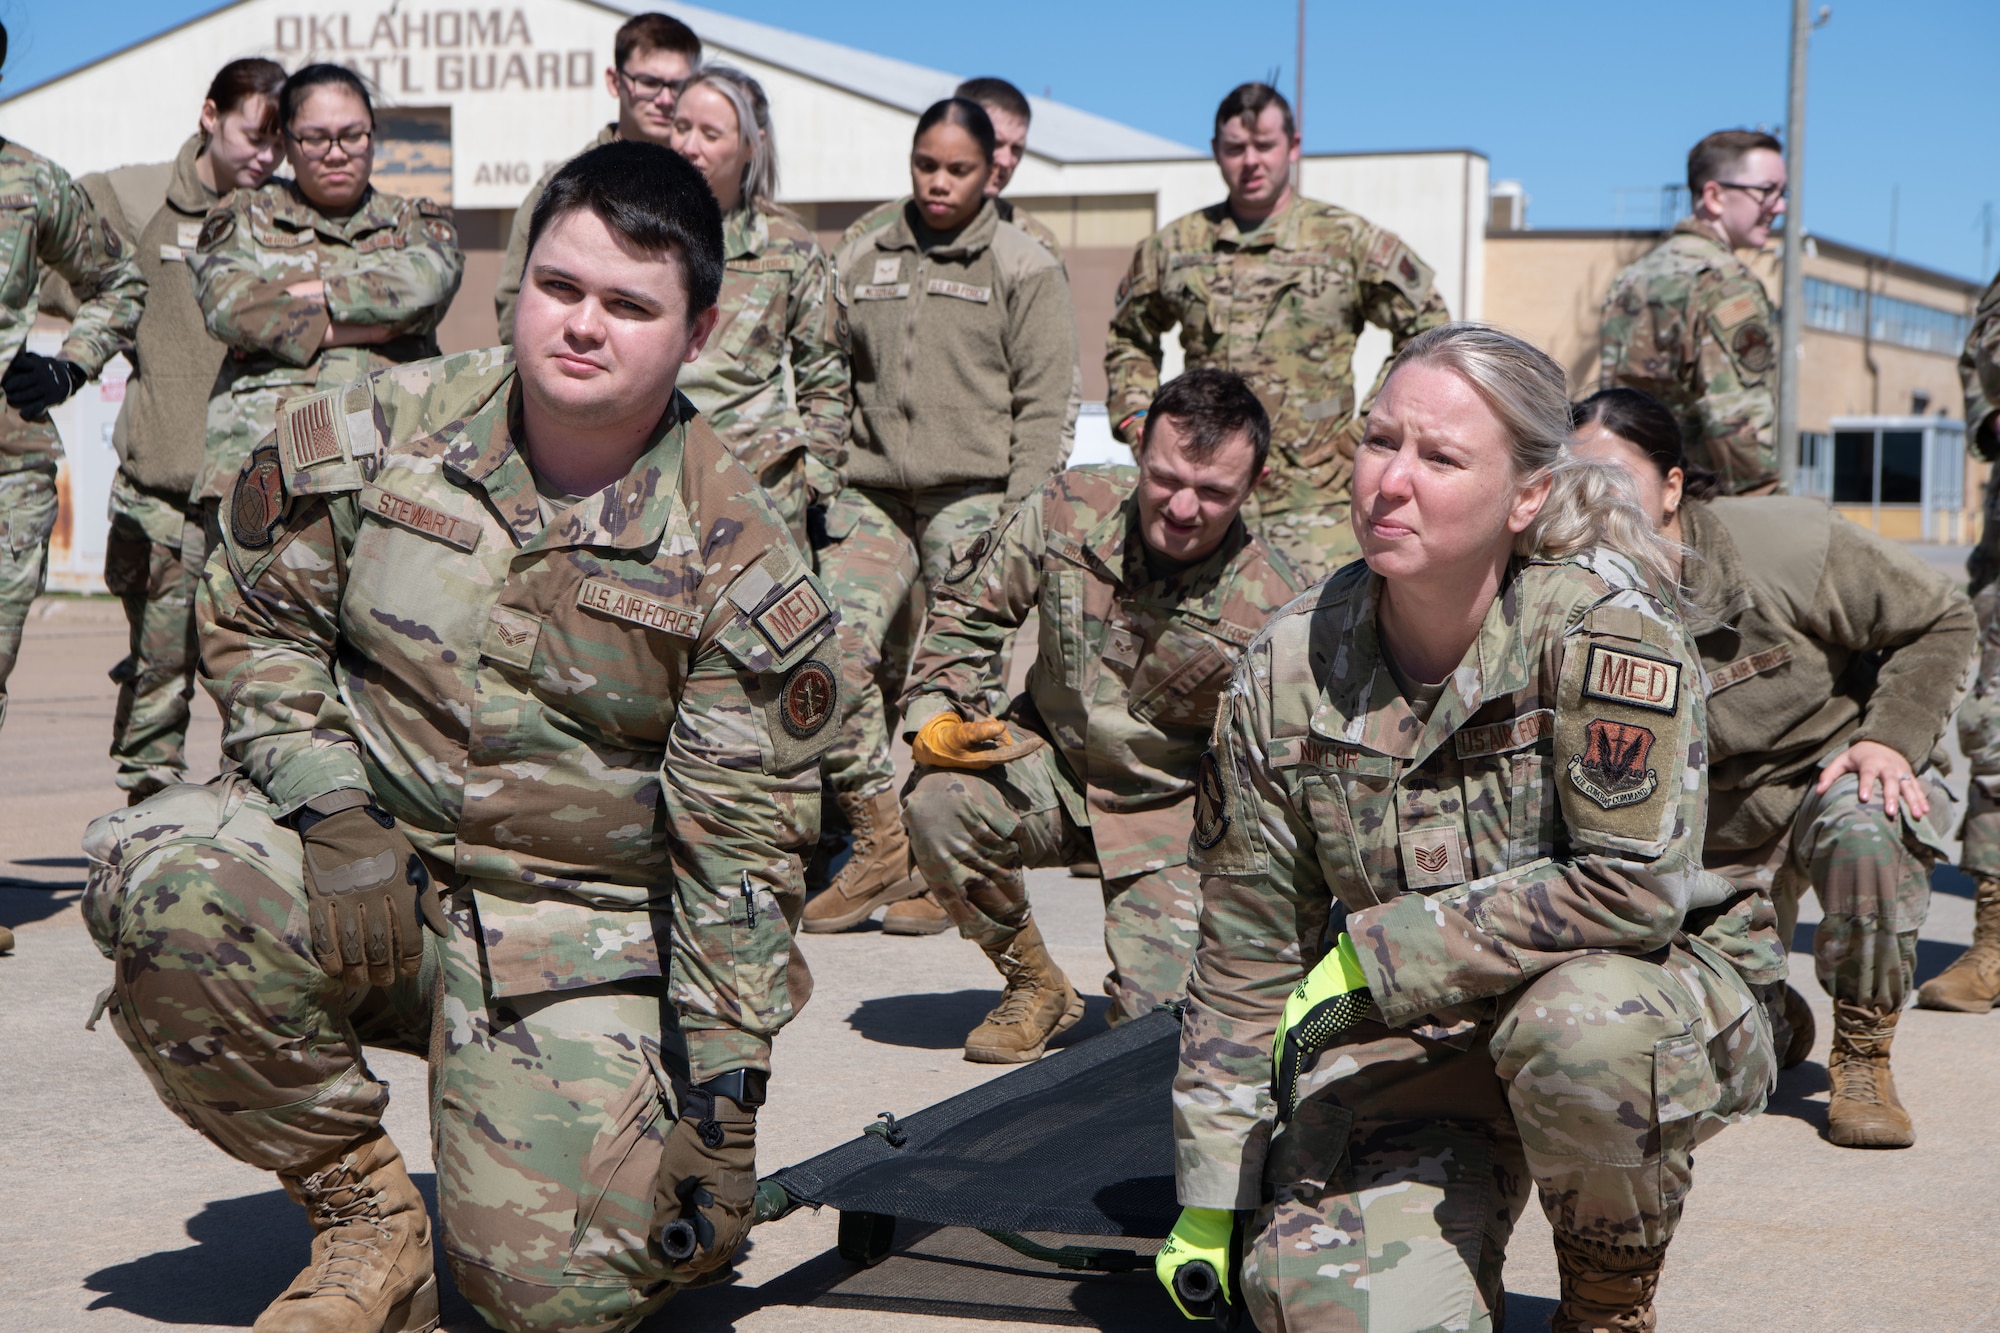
[82,143,835,1333]
[1577,387,1975,1148]
[1161,327,1778,1332]
[900,370,1301,1062]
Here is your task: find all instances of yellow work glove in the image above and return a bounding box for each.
[1271,932,1373,1123]
[1155,1205,1233,1319]
[911,712,1042,770]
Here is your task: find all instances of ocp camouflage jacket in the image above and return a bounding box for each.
[1684,497,1975,850]
[901,465,1301,879]
[201,350,838,1077]
[0,136,145,465]
[1600,218,1777,495]
[1173,551,1770,1208]
[190,179,464,503]
[1105,194,1448,516]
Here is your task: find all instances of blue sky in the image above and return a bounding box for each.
[4,0,1993,282]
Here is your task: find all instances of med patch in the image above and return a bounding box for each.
[1580,644,1680,714]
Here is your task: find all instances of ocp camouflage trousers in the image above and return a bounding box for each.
[1243,946,1770,1332]
[103,484,200,798]
[82,782,698,1333]
[1705,770,1941,1010]
[903,748,1196,1025]
[1958,583,2000,876]
[815,482,1006,796]
[1246,501,1361,588]
[0,463,58,734]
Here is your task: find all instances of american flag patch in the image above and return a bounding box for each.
[287,396,343,469]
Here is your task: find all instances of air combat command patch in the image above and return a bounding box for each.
[1567,718,1659,810]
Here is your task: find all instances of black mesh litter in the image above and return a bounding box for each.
[769,1008,1181,1237]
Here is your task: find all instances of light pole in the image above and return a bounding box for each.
[1777,2,1830,493]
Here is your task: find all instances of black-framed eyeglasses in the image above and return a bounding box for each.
[618,68,681,101]
[1716,181,1787,206]
[287,128,373,159]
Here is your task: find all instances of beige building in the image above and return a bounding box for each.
[1484,221,1986,541]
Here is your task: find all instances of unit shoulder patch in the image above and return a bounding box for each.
[1566,718,1660,810]
[1731,320,1774,374]
[943,530,994,584]
[230,446,287,549]
[197,209,234,252]
[778,659,837,738]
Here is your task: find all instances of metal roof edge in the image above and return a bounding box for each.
[0,0,258,103]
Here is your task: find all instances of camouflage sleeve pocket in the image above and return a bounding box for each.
[1187,690,1272,876]
[1554,634,1690,856]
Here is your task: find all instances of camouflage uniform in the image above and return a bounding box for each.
[1176,551,1780,1329]
[1105,194,1449,584]
[52,136,227,797]
[1600,217,1780,495]
[1687,498,1973,1009]
[1955,272,2000,873]
[189,179,464,530]
[900,466,1301,1021]
[82,352,837,1333]
[822,198,1076,798]
[679,201,848,548]
[0,137,146,731]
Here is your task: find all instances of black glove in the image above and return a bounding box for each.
[655,1080,759,1275]
[296,801,445,987]
[3,351,87,421]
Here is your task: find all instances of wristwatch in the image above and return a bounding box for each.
[697,1068,769,1109]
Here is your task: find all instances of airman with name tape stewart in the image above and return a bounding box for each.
[1934,270,2000,1014]
[668,65,847,548]
[0,20,148,743]
[1163,327,1778,1333]
[804,97,1077,935]
[1599,129,1786,496]
[82,143,836,1333]
[1104,82,1450,586]
[38,60,287,801]
[900,370,1301,1061]
[190,64,463,556]
[1576,386,1975,1150]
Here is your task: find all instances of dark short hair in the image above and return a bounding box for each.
[955,77,1031,124]
[1572,387,1719,500]
[1142,369,1272,477]
[0,22,9,71]
[205,58,287,131]
[1213,82,1294,140]
[1687,129,1783,194]
[616,12,700,69]
[280,63,373,130]
[914,98,996,163]
[526,141,724,318]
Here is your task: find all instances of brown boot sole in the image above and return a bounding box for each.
[256,1274,438,1333]
[881,905,954,937]
[800,873,923,934]
[1827,1110,1915,1149]
[963,989,1086,1065]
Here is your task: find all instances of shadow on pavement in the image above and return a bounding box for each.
[83,1175,482,1330]
[1503,1291,1559,1331]
[0,885,80,929]
[1761,1059,1830,1133]
[1933,863,1978,900]
[847,990,1112,1050]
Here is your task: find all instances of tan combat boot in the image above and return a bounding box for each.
[256,1129,439,1333]
[1917,875,2000,1013]
[1826,1001,1914,1148]
[0,924,13,954]
[882,889,953,936]
[1550,1233,1667,1333]
[964,919,1084,1064]
[801,788,921,933]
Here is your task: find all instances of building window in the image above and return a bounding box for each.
[1825,418,1968,540]
[1802,277,1970,356]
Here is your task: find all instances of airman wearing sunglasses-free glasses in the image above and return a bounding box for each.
[1600,128,1787,497]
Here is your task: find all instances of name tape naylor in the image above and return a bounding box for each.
[364,485,482,552]
[1580,645,1681,715]
[577,578,701,638]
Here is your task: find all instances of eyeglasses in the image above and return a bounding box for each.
[1716,181,1787,206]
[618,69,681,102]
[287,128,372,159]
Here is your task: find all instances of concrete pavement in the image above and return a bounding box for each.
[2,595,1996,1332]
